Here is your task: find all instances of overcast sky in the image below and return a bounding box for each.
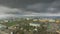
[0,0,60,16]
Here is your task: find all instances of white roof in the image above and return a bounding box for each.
[0,24,6,28]
[29,23,40,27]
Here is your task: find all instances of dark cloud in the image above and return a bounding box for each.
[0,0,55,8]
[26,0,60,13]
[0,0,60,16]
[26,3,51,13]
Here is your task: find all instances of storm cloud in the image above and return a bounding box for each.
[0,0,60,16]
[26,0,60,13]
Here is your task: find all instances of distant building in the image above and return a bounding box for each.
[29,23,40,27]
[26,18,30,20]
[48,19,55,23]
[4,20,9,22]
[0,24,7,30]
[33,19,38,21]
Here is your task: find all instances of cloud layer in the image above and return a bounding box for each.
[26,0,60,13]
[0,0,60,16]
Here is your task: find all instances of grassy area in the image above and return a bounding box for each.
[6,21,17,27]
[7,23,16,27]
